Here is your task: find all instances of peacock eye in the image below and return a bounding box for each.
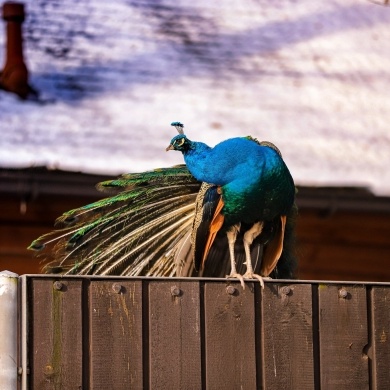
[175,138,185,147]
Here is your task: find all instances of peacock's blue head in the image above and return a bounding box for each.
[166,121,193,152]
[166,134,192,152]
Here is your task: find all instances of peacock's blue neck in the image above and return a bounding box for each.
[181,141,216,183]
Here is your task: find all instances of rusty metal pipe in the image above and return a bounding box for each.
[0,2,30,99]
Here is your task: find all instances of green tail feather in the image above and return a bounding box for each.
[29,166,201,277]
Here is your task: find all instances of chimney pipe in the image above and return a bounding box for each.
[0,2,31,99]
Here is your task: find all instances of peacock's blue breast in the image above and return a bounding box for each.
[183,136,295,226]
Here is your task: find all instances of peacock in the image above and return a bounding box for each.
[29,122,297,288]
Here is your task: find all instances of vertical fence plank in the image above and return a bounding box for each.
[0,271,18,390]
[204,282,257,390]
[90,280,143,389]
[318,284,368,390]
[262,283,314,390]
[148,280,201,389]
[371,286,390,390]
[30,278,83,390]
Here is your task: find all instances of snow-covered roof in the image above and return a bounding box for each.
[1,0,390,194]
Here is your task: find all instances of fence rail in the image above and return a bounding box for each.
[12,276,390,389]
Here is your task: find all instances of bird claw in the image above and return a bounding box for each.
[243,272,265,289]
[226,273,246,289]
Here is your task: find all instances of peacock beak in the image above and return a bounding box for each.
[166,144,174,151]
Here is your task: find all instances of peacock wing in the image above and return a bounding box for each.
[191,184,223,272]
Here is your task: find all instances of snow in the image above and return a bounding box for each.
[1,0,390,194]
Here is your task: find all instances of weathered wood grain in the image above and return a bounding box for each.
[148,280,202,389]
[89,280,143,389]
[29,278,83,390]
[262,283,314,389]
[204,282,257,389]
[24,278,390,389]
[370,287,390,390]
[318,284,368,390]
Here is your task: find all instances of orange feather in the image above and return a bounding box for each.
[202,197,224,268]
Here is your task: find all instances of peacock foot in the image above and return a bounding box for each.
[243,272,265,289]
[226,273,245,289]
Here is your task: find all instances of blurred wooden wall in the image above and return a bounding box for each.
[297,209,390,282]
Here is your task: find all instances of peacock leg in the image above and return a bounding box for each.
[243,221,265,288]
[226,223,245,289]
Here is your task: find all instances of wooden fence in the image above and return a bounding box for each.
[18,276,390,389]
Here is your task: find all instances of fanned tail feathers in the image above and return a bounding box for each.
[29,165,201,276]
